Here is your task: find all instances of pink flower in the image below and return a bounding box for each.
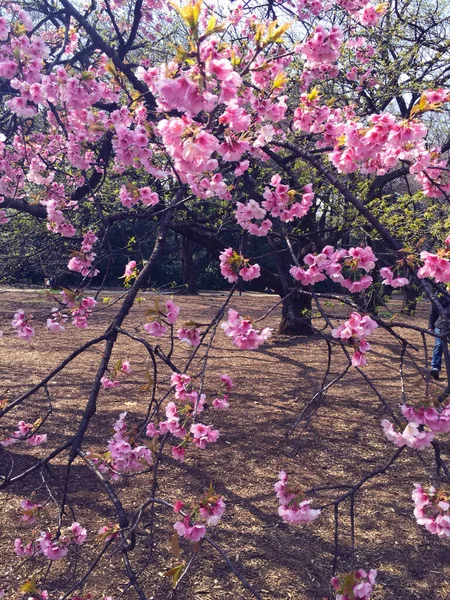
[144,321,167,337]
[120,361,131,374]
[106,412,153,474]
[165,299,180,324]
[331,568,377,600]
[381,419,434,449]
[173,516,206,542]
[219,247,239,283]
[239,264,261,281]
[70,522,87,544]
[171,372,191,394]
[199,496,226,525]
[146,422,160,437]
[212,395,230,410]
[101,376,120,389]
[332,312,378,366]
[418,250,450,283]
[400,403,450,433]
[172,446,186,461]
[38,531,69,560]
[177,326,201,347]
[412,484,450,538]
[190,423,220,449]
[221,309,272,350]
[139,187,159,206]
[274,471,320,525]
[20,499,42,524]
[380,267,409,288]
[124,260,137,278]
[11,309,35,340]
[220,374,234,391]
[14,538,35,557]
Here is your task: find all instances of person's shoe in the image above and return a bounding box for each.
[430,368,440,380]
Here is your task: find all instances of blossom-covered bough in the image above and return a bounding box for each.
[2,0,450,597]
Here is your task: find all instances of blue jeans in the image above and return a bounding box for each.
[432,327,443,371]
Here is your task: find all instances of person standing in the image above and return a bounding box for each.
[429,293,450,379]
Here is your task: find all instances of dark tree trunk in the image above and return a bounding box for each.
[279,290,314,335]
[178,236,198,295]
[401,282,420,315]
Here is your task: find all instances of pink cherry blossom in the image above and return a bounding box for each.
[331,568,377,600]
[38,531,70,560]
[144,321,167,337]
[274,471,320,525]
[14,538,36,557]
[190,423,220,449]
[381,419,434,449]
[412,484,450,538]
[212,395,230,410]
[400,403,450,433]
[120,361,131,374]
[418,250,450,283]
[220,374,234,391]
[172,446,186,461]
[165,299,180,324]
[239,264,261,281]
[101,376,120,389]
[11,309,35,340]
[380,267,409,288]
[20,498,42,524]
[105,412,153,474]
[70,522,87,544]
[177,326,201,347]
[123,260,137,278]
[331,312,378,366]
[221,309,272,350]
[173,516,206,542]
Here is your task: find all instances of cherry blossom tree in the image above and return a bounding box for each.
[2,0,450,598]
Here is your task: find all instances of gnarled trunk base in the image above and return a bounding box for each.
[278,290,314,335]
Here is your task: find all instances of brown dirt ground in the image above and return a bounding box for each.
[1,288,450,600]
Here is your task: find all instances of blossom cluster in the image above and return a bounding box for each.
[11,309,35,340]
[274,471,320,525]
[235,199,272,236]
[331,569,377,600]
[418,236,450,283]
[119,184,159,208]
[412,484,450,538]
[107,412,152,474]
[101,360,131,389]
[290,245,377,292]
[173,486,226,542]
[401,402,450,433]
[221,308,272,349]
[87,412,152,480]
[143,298,180,338]
[262,177,314,223]
[382,399,450,451]
[381,419,434,450]
[15,522,87,560]
[219,248,261,283]
[1,419,47,447]
[145,372,227,462]
[46,307,68,333]
[60,290,97,329]
[379,267,409,288]
[67,231,99,277]
[331,311,378,366]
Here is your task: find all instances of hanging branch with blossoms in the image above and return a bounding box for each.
[2,0,450,598]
